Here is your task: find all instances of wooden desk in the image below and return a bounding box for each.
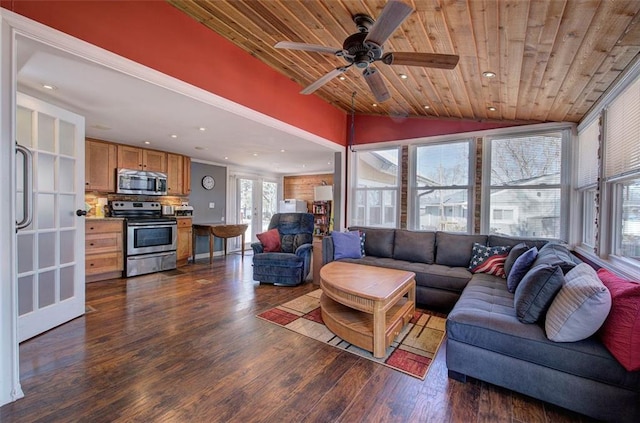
[192,223,248,264]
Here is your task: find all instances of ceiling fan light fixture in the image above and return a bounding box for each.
[483,71,496,78]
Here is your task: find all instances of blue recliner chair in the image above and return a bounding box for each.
[251,213,314,286]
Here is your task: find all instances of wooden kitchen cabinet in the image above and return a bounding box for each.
[85,139,117,192]
[177,218,192,266]
[167,153,192,195]
[183,156,191,195]
[167,153,183,195]
[85,219,123,282]
[117,145,166,172]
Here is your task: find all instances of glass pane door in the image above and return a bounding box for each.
[16,93,85,342]
[237,178,279,244]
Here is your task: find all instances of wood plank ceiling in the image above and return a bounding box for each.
[168,0,640,124]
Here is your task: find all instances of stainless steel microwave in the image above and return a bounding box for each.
[117,168,168,196]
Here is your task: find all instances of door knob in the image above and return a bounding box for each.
[76,209,87,216]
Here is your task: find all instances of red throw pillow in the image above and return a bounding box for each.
[256,228,281,252]
[597,268,640,371]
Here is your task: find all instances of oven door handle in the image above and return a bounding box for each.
[127,221,177,227]
[127,252,176,260]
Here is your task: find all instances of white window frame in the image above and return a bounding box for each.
[482,128,572,240]
[409,139,474,232]
[350,147,401,228]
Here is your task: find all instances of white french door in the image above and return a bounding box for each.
[15,92,86,342]
[237,177,278,244]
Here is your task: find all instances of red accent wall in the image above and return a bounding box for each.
[2,0,534,147]
[2,0,348,145]
[352,114,532,144]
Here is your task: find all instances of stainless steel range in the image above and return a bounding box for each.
[110,201,178,277]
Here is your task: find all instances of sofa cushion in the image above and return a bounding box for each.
[332,231,362,260]
[507,246,538,293]
[393,230,435,263]
[349,226,395,258]
[597,269,640,372]
[436,232,488,267]
[531,242,577,274]
[256,228,281,252]
[514,264,564,323]
[447,276,640,391]
[504,242,528,277]
[468,243,511,277]
[545,263,611,342]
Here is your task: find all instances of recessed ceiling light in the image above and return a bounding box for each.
[302,164,306,168]
[170,134,177,138]
[42,84,56,90]
[280,149,285,153]
[224,156,228,160]
[399,74,408,79]
[482,71,496,78]
[488,106,497,111]
[339,76,346,81]
[423,105,430,109]
[372,103,378,107]
[198,127,206,131]
[253,153,258,157]
[328,161,332,165]
[144,141,151,145]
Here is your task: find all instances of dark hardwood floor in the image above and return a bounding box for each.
[1,254,596,422]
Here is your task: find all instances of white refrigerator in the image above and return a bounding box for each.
[279,199,308,213]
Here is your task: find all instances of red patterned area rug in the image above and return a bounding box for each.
[257,289,446,380]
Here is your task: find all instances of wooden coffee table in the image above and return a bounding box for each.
[319,261,416,358]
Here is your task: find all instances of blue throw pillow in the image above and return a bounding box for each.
[507,246,538,293]
[333,231,362,260]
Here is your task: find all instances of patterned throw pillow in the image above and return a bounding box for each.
[350,230,366,257]
[468,243,511,277]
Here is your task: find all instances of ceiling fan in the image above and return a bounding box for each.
[275,0,459,103]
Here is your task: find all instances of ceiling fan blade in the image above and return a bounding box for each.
[301,67,349,95]
[365,1,413,47]
[384,52,460,69]
[363,67,390,103]
[275,41,343,56]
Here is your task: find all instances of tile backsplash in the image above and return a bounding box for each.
[84,193,186,217]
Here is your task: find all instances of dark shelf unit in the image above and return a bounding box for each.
[312,201,331,235]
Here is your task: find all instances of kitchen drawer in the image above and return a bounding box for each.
[177,218,192,228]
[86,252,123,275]
[86,232,122,254]
[86,220,123,234]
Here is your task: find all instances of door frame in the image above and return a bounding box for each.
[0,8,342,405]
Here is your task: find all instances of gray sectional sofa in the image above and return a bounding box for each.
[321,227,640,422]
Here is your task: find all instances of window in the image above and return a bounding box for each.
[412,141,472,232]
[351,148,400,227]
[614,178,640,260]
[576,118,600,249]
[604,75,640,263]
[484,131,568,239]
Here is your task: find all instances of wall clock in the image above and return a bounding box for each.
[201,175,215,190]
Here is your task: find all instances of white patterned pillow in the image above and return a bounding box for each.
[545,263,611,342]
